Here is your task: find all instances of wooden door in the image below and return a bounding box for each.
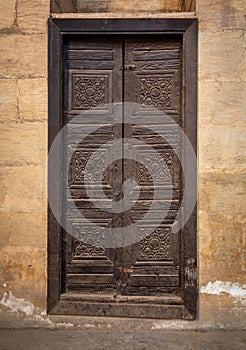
[120,38,182,296]
[64,36,124,294]
[48,18,198,320]
[54,33,193,318]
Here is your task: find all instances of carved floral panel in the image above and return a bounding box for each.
[139,76,171,109]
[71,73,109,111]
[69,149,106,186]
[139,150,179,187]
[138,226,171,261]
[72,224,106,257]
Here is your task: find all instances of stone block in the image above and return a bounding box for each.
[0,34,47,78]
[0,35,16,77]
[0,211,47,249]
[0,79,17,121]
[17,0,50,33]
[199,31,245,81]
[199,125,246,170]
[199,80,246,127]
[200,293,236,309]
[0,164,47,212]
[0,0,16,30]
[162,0,182,12]
[0,246,47,309]
[199,210,245,270]
[197,0,245,31]
[113,0,181,12]
[77,0,182,12]
[183,0,195,12]
[51,0,77,13]
[77,0,110,12]
[199,267,246,286]
[0,122,47,167]
[18,78,47,121]
[199,293,246,326]
[199,172,246,215]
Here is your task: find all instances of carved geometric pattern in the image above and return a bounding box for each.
[138,226,171,260]
[140,150,175,185]
[73,241,105,257]
[139,77,172,109]
[72,74,108,110]
[73,225,106,257]
[69,150,106,186]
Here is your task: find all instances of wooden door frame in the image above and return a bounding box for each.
[48,18,198,319]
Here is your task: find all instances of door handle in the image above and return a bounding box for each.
[125,64,136,71]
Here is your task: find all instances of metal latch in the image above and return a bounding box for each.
[125,64,136,71]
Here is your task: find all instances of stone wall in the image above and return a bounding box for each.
[77,0,182,13]
[51,0,195,13]
[0,0,49,311]
[197,0,246,325]
[0,0,245,325]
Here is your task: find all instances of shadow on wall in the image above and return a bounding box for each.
[50,0,196,13]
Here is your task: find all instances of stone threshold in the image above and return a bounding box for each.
[0,311,245,330]
[50,12,196,19]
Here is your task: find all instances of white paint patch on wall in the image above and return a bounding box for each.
[201,281,246,298]
[0,291,35,316]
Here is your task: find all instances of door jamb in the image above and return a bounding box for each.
[48,18,198,319]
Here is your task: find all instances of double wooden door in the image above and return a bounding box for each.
[61,35,185,317]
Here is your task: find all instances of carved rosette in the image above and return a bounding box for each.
[139,77,172,109]
[138,226,171,261]
[69,150,106,186]
[72,225,106,257]
[72,74,108,110]
[140,150,174,185]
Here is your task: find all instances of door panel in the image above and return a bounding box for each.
[120,38,182,295]
[63,36,183,301]
[64,36,123,293]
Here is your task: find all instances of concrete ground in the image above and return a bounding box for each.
[0,312,245,349]
[0,329,246,350]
